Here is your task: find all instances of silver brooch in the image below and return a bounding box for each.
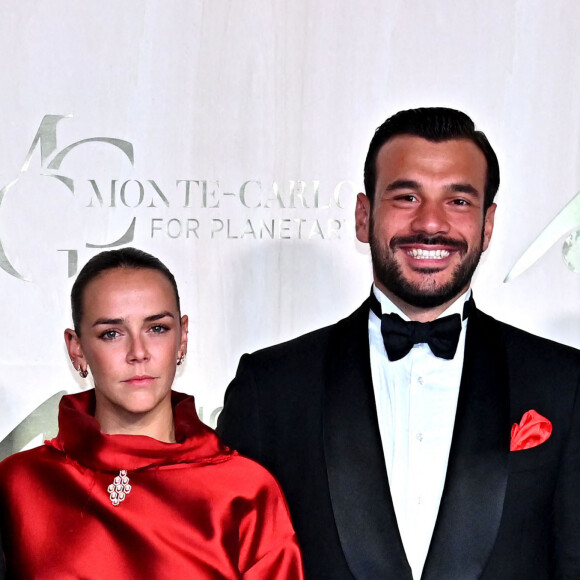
[107,470,132,506]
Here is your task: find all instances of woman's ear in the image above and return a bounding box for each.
[179,315,189,360]
[64,329,87,376]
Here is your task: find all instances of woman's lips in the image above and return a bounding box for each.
[123,375,156,386]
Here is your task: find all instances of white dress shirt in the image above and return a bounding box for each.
[369,286,470,580]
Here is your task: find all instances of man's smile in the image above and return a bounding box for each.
[406,248,451,259]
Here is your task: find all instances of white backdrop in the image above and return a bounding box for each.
[1,0,579,459]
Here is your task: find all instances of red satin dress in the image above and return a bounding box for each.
[0,390,304,579]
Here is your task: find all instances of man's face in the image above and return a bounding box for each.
[356,135,496,310]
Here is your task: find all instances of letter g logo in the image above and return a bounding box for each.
[0,115,134,280]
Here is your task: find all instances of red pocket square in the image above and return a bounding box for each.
[510,410,552,451]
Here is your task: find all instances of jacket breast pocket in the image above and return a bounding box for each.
[508,435,558,473]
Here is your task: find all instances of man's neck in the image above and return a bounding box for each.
[375,282,469,323]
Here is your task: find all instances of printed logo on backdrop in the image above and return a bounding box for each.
[505,192,580,280]
[0,114,356,460]
[0,115,354,282]
[2,116,579,460]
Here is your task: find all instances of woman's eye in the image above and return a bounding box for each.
[100,330,119,340]
[150,325,169,334]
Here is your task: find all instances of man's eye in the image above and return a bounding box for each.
[394,194,417,202]
[452,198,470,206]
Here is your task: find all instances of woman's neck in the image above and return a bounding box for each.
[95,399,176,443]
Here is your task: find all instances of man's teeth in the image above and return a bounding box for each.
[408,248,450,259]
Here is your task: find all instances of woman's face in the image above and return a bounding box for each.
[65,267,188,430]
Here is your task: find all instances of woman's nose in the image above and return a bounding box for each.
[127,335,150,363]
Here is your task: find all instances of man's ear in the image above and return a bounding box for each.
[482,203,496,252]
[64,329,86,373]
[355,193,371,243]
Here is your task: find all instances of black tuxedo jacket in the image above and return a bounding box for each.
[0,528,4,580]
[217,301,580,579]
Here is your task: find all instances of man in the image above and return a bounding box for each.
[217,108,580,579]
[0,531,4,580]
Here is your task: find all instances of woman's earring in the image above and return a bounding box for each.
[72,358,88,378]
[177,353,186,366]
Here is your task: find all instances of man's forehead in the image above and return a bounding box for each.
[376,135,488,181]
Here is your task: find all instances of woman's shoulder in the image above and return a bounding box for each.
[0,445,56,486]
[0,443,55,465]
[209,450,288,498]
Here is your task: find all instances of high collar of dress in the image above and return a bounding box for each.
[47,389,230,472]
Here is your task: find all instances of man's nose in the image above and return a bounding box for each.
[410,200,450,234]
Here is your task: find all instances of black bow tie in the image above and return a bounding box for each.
[369,292,474,362]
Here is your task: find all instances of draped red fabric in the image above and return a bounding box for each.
[510,409,552,451]
[0,390,304,579]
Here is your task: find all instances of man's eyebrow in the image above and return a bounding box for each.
[448,183,480,196]
[92,311,175,327]
[385,179,421,191]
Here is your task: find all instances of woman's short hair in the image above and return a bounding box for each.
[71,247,180,335]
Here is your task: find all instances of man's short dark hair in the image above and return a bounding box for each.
[363,107,500,210]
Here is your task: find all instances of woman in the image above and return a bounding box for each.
[0,248,303,579]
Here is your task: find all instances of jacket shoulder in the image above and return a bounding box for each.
[477,309,580,370]
[246,300,369,364]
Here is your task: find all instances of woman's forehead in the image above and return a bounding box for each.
[82,268,179,319]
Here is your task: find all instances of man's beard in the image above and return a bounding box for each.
[369,218,485,309]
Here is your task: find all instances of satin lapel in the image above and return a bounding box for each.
[422,310,510,580]
[324,301,412,579]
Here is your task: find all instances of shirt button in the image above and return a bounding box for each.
[417,376,424,386]
[416,433,423,442]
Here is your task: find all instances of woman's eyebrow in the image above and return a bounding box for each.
[144,312,175,322]
[92,311,175,327]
